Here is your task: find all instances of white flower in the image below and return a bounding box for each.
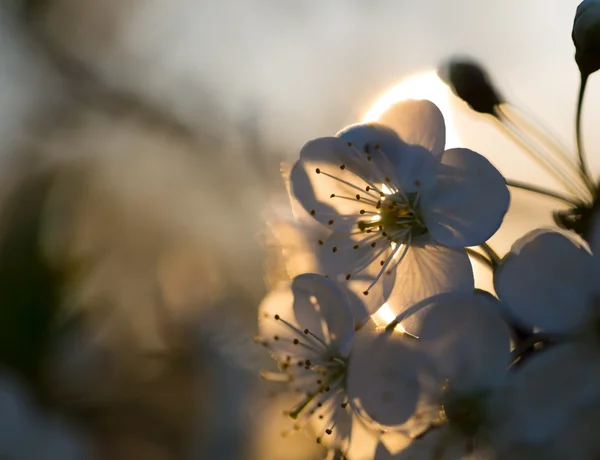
[573,0,600,76]
[256,273,363,449]
[346,293,511,459]
[290,99,509,325]
[263,165,372,325]
[494,228,600,445]
[494,228,598,335]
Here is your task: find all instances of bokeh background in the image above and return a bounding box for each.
[0,1,589,459]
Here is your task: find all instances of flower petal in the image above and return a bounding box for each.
[494,229,594,332]
[317,232,395,315]
[347,331,429,427]
[290,136,399,232]
[257,282,321,362]
[376,99,446,158]
[386,239,474,332]
[421,148,509,247]
[504,342,600,444]
[292,274,355,353]
[417,292,511,390]
[337,122,437,194]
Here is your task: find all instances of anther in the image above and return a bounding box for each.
[375,144,381,149]
[356,194,360,200]
[317,402,323,407]
[341,403,348,409]
[385,176,391,182]
[380,260,385,266]
[326,429,333,435]
[364,143,370,153]
[360,210,366,214]
[274,314,280,320]
[328,220,334,225]
[371,242,377,248]
[347,141,353,147]
[367,155,372,161]
[304,329,309,334]
[316,437,322,444]
[332,247,338,253]
[293,339,300,345]
[363,291,369,296]
[366,186,371,192]
[274,335,279,340]
[330,194,336,198]
[310,209,316,215]
[315,168,321,174]
[376,200,381,209]
[345,274,351,280]
[318,240,324,245]
[340,164,346,170]
[353,244,359,250]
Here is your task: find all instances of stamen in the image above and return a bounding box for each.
[363,236,411,295]
[274,315,329,350]
[318,170,382,201]
[260,371,292,383]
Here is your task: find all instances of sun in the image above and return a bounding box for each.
[362,70,460,148]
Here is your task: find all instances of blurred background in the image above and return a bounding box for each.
[0,0,588,459]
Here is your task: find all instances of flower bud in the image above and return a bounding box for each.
[573,0,600,76]
[437,57,503,116]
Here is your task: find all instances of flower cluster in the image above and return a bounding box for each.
[257,2,600,458]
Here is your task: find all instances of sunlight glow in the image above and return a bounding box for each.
[373,303,405,333]
[363,71,460,148]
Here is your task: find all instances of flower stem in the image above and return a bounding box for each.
[576,72,591,183]
[465,248,494,270]
[505,179,578,206]
[496,108,589,199]
[509,333,557,367]
[479,242,500,268]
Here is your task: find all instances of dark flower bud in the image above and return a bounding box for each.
[573,0,600,76]
[438,57,503,116]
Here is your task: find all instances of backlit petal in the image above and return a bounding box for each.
[494,229,594,332]
[422,148,509,247]
[386,239,474,333]
[377,99,446,158]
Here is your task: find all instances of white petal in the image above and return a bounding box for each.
[290,137,399,232]
[374,442,397,460]
[338,121,438,194]
[317,231,395,315]
[494,229,594,332]
[421,148,509,247]
[336,122,407,175]
[504,342,600,444]
[311,393,353,448]
[292,274,355,351]
[347,331,430,427]
[257,282,314,361]
[386,239,474,332]
[376,429,464,460]
[418,293,511,391]
[376,99,446,158]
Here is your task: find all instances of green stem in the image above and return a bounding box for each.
[576,72,591,183]
[479,242,500,268]
[505,179,578,206]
